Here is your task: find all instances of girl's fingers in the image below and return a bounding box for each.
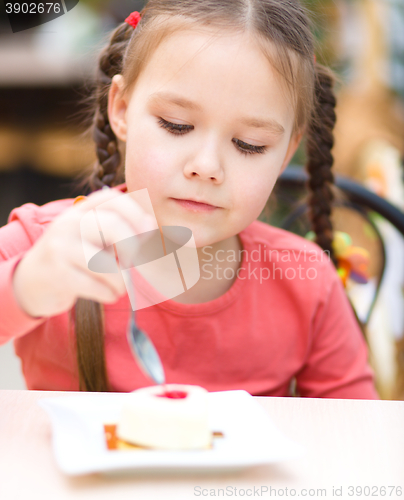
[64,242,128,296]
[77,211,153,273]
[74,188,156,235]
[91,208,147,248]
[73,188,122,211]
[65,264,123,305]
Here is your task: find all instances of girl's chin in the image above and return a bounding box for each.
[155,217,215,241]
[180,231,216,250]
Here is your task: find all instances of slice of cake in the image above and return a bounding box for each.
[116,384,211,450]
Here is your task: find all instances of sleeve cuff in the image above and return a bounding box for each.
[0,254,46,344]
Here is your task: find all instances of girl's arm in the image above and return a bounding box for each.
[0,220,47,344]
[295,259,380,400]
[0,189,154,345]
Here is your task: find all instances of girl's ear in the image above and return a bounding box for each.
[279,130,304,176]
[108,75,129,142]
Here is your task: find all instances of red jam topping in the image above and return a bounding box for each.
[157,390,188,399]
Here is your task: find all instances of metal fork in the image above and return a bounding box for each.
[125,267,166,385]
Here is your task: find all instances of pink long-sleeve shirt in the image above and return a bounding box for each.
[0,183,378,398]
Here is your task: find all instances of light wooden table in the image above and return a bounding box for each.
[0,391,403,500]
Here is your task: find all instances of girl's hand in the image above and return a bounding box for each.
[12,189,156,318]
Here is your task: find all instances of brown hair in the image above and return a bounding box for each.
[74,0,338,391]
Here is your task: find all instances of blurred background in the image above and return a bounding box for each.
[0,0,403,398]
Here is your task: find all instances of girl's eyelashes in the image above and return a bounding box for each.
[158,117,268,155]
[158,117,193,135]
[232,138,267,155]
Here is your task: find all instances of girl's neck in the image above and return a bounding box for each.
[172,234,243,305]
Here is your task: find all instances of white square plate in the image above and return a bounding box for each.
[38,390,304,476]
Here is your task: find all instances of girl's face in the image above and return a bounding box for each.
[109,29,302,248]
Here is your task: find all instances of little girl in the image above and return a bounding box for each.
[0,0,378,398]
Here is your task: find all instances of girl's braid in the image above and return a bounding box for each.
[89,23,134,191]
[305,64,338,267]
[74,23,134,392]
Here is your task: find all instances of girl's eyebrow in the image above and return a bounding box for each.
[147,91,202,111]
[239,117,285,136]
[148,91,285,135]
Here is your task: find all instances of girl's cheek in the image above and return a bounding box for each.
[236,169,278,218]
[126,123,178,177]
[125,145,174,192]
[242,168,277,199]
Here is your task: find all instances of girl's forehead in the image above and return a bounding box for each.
[129,29,295,131]
[141,29,278,85]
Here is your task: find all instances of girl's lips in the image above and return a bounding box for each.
[170,198,219,212]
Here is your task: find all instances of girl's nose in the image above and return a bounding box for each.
[183,140,224,183]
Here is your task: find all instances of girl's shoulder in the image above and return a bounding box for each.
[5,183,128,246]
[1,184,128,258]
[0,198,75,259]
[8,197,75,232]
[242,219,325,260]
[241,220,342,309]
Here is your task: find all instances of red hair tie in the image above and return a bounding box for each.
[125,11,141,29]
